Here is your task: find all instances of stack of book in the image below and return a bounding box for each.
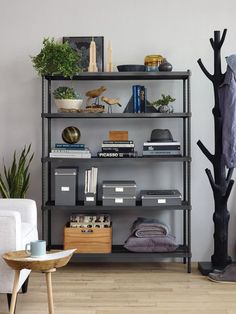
[97,140,137,158]
[142,141,181,156]
[84,167,98,195]
[132,85,146,113]
[50,143,91,158]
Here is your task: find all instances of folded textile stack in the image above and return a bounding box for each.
[124,217,178,252]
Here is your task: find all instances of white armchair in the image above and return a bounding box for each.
[0,199,38,306]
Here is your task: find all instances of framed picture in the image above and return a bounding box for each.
[63,36,104,72]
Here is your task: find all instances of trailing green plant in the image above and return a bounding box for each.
[151,94,176,107]
[0,145,34,198]
[53,86,81,99]
[31,38,81,77]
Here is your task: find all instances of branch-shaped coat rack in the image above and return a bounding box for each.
[197,29,234,273]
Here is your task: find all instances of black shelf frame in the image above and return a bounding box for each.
[48,244,191,259]
[41,71,192,272]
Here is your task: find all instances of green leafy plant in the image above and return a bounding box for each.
[0,145,34,198]
[31,38,81,77]
[53,86,81,99]
[151,94,176,107]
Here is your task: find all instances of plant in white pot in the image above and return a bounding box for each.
[53,86,83,112]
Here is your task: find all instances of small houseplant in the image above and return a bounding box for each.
[31,38,81,77]
[0,145,34,198]
[151,94,176,113]
[53,86,83,112]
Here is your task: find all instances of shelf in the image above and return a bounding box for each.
[42,156,191,163]
[48,244,191,258]
[42,112,191,119]
[42,200,191,211]
[44,71,190,81]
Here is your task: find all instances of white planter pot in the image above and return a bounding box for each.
[54,99,83,111]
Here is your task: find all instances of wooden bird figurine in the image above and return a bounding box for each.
[86,86,107,106]
[101,96,121,113]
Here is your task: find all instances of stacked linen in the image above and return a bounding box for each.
[124,217,178,252]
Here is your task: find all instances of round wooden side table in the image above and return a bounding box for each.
[3,249,76,314]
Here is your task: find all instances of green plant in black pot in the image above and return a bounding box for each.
[151,94,176,113]
[0,145,34,198]
[31,38,81,77]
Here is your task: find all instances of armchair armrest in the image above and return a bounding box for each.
[0,199,37,227]
[0,210,21,252]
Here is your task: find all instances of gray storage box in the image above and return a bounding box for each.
[84,192,96,206]
[102,195,136,206]
[102,180,136,196]
[55,168,77,206]
[141,190,182,206]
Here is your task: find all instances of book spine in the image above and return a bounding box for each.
[103,140,134,144]
[51,149,89,153]
[136,85,141,113]
[55,143,85,148]
[50,153,91,158]
[102,147,135,153]
[143,142,181,146]
[140,86,146,113]
[132,85,137,113]
[102,143,135,148]
[143,145,180,151]
[142,151,181,156]
[97,152,137,158]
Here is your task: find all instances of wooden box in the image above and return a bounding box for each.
[109,130,128,141]
[64,227,112,253]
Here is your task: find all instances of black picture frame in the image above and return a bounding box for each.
[63,36,104,72]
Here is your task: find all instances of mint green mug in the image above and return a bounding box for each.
[25,240,46,257]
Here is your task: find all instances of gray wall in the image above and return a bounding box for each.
[1,0,236,261]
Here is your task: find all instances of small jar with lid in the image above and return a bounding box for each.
[144,55,164,72]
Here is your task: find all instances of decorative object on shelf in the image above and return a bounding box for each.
[31,38,81,77]
[101,96,121,113]
[61,126,81,144]
[85,86,106,107]
[150,129,173,142]
[197,29,234,274]
[144,55,164,72]
[63,36,104,72]
[53,86,83,112]
[117,64,146,72]
[151,94,175,113]
[0,145,34,198]
[106,40,113,72]
[88,38,98,72]
[108,130,128,141]
[159,59,173,72]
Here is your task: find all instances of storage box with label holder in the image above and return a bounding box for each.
[102,180,136,196]
[64,226,112,253]
[55,168,77,206]
[140,190,182,206]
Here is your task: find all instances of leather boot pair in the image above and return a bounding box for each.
[208,264,236,283]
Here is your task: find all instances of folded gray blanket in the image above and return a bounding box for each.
[124,234,178,252]
[131,217,169,237]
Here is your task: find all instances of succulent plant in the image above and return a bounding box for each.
[53,86,81,99]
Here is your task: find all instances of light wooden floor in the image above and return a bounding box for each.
[1,262,236,314]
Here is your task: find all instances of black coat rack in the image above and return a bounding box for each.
[197,29,234,275]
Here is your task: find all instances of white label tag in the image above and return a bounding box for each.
[61,186,70,191]
[86,196,94,202]
[115,198,123,203]
[115,187,124,192]
[158,199,166,204]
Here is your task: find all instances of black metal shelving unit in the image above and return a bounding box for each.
[41,71,192,272]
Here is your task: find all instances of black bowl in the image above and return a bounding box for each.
[117,64,146,72]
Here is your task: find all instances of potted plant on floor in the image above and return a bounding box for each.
[151,94,176,113]
[0,145,34,198]
[31,38,81,77]
[53,86,83,112]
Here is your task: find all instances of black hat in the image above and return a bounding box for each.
[150,129,173,142]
